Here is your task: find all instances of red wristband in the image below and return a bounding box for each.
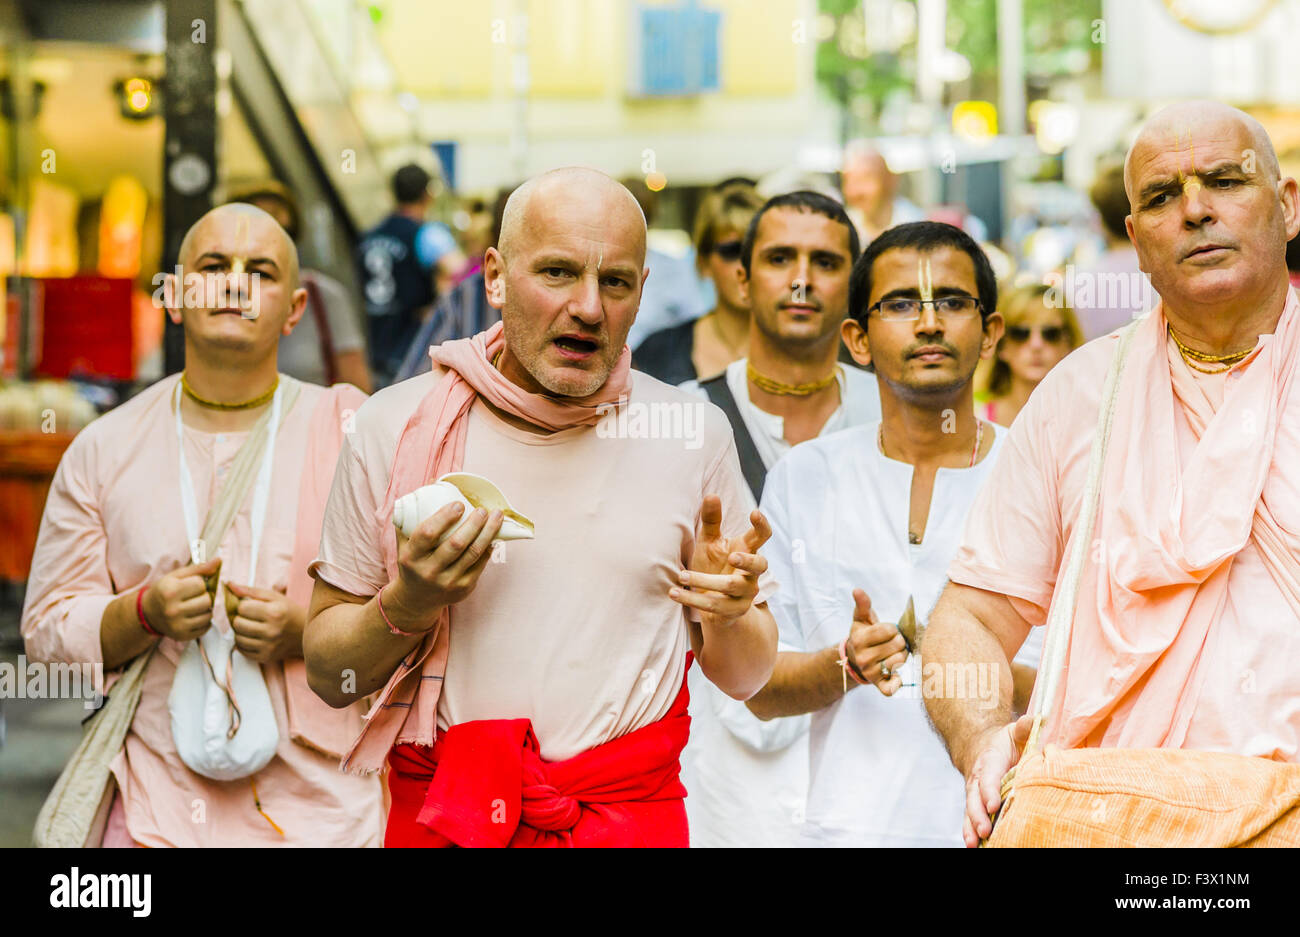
[838,637,869,686]
[377,585,419,637]
[136,586,161,638]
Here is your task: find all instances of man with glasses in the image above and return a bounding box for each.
[744,221,1040,847]
[676,191,880,848]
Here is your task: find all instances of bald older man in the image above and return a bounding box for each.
[923,101,1300,847]
[303,167,779,848]
[22,204,384,846]
[841,141,987,244]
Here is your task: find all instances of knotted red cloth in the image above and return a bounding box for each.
[384,668,692,848]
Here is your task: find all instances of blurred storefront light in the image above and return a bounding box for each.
[125,78,149,112]
[115,76,158,120]
[1031,100,1079,155]
[953,100,997,142]
[936,50,972,83]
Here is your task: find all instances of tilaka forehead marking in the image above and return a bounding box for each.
[917,256,934,303]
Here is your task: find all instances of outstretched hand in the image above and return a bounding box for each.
[670,495,771,629]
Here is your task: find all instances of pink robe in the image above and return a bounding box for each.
[951,292,1300,758]
[22,374,384,846]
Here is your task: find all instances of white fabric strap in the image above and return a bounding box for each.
[1029,318,1142,748]
[173,380,282,579]
[245,388,282,583]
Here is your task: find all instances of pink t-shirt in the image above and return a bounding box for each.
[950,332,1300,759]
[312,368,776,762]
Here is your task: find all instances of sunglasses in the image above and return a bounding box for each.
[710,240,744,262]
[1006,324,1066,344]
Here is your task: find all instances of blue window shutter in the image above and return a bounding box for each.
[697,8,720,91]
[642,8,684,95]
[637,2,720,97]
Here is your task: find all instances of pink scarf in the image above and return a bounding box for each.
[342,322,633,773]
[1046,290,1300,749]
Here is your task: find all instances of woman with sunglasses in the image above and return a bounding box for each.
[635,181,765,385]
[976,283,1083,426]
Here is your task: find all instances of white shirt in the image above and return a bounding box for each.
[681,358,883,469]
[760,420,1043,847]
[677,358,881,847]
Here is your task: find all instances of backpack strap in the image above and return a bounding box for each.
[700,373,767,502]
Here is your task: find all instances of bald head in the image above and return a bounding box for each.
[497,167,646,264]
[1121,99,1300,331]
[178,202,300,289]
[1124,101,1281,204]
[483,167,648,398]
[841,141,897,218]
[843,141,891,176]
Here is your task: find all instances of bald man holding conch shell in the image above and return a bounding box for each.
[304,167,778,848]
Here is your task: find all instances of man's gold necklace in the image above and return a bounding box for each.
[181,372,278,410]
[1167,324,1253,374]
[747,362,838,396]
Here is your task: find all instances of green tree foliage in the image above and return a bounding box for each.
[817,0,1102,132]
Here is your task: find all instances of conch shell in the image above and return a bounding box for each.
[393,472,535,543]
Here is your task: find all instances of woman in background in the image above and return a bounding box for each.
[634,180,764,385]
[977,282,1082,427]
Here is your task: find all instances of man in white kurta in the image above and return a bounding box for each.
[759,420,1044,844]
[747,221,1040,846]
[678,191,880,847]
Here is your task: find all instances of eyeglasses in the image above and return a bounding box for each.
[1006,324,1066,344]
[709,240,743,263]
[867,296,983,321]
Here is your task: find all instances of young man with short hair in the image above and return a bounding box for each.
[746,221,1040,847]
[677,190,882,847]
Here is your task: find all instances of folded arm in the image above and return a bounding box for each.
[688,600,778,701]
[747,588,908,720]
[23,450,131,672]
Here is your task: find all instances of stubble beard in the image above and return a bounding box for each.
[754,302,840,357]
[891,354,976,402]
[502,314,613,398]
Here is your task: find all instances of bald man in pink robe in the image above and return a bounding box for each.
[923,101,1300,847]
[22,205,383,846]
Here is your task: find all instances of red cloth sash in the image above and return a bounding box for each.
[385,670,692,848]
